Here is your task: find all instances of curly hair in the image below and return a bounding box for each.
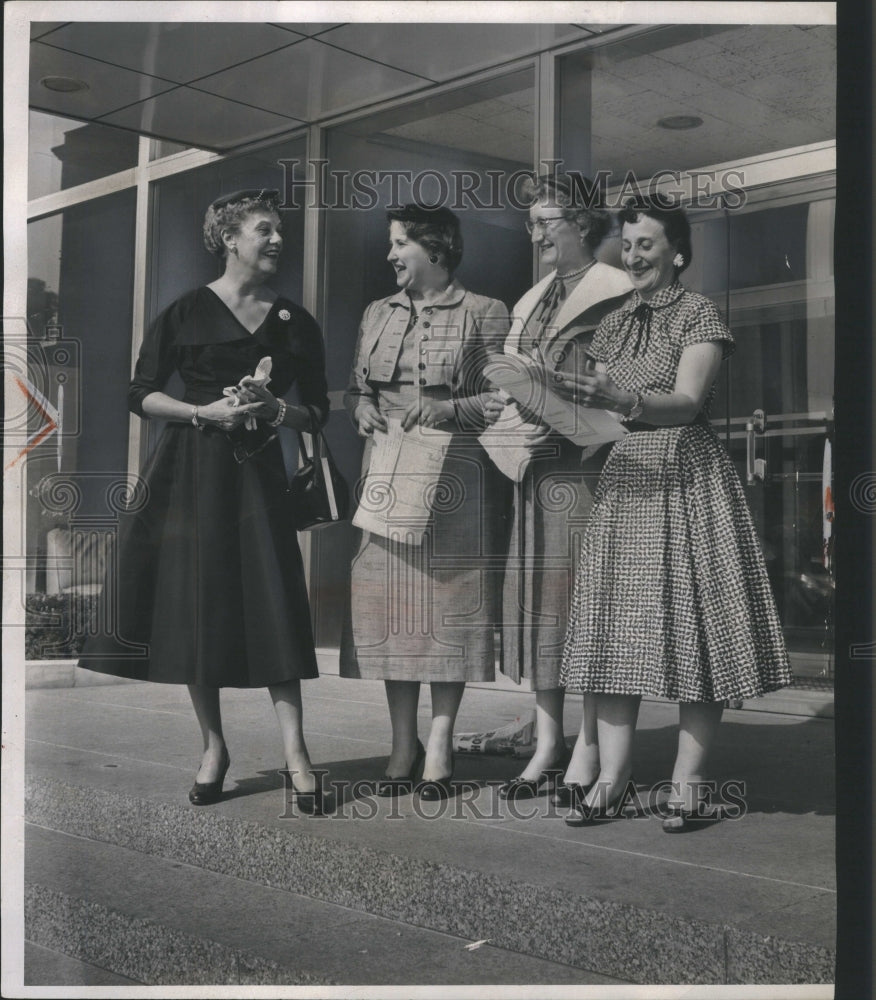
[203,190,282,258]
[618,197,693,274]
[521,173,612,252]
[386,203,464,275]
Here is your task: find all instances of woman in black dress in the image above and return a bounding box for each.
[80,189,330,809]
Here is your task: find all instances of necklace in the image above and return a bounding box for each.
[557,259,596,281]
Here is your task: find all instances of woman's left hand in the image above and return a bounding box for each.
[550,371,630,413]
[233,376,282,421]
[401,398,455,431]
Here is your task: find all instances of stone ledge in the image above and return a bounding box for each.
[25,775,834,986]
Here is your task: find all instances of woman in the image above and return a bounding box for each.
[557,198,792,830]
[493,174,632,801]
[340,203,510,799]
[79,189,330,811]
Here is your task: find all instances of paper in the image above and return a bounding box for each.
[352,417,453,545]
[224,356,272,430]
[477,402,543,482]
[482,351,627,449]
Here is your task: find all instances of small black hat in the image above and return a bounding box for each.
[210,188,280,210]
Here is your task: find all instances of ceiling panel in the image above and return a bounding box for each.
[39,22,304,84]
[97,87,304,150]
[324,22,588,81]
[269,23,345,37]
[30,41,175,119]
[194,38,428,121]
[30,23,68,40]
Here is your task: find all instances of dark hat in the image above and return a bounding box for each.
[210,188,280,209]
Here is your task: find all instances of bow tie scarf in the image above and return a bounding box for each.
[622,302,654,358]
[525,276,567,361]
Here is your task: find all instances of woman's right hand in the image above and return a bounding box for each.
[197,397,259,432]
[354,401,387,437]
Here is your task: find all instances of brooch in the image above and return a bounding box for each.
[278,309,291,321]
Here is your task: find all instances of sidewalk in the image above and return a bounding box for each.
[22,655,836,988]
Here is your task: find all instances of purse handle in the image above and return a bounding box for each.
[297,404,326,462]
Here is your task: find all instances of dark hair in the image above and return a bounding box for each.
[203,189,282,257]
[618,197,693,274]
[521,173,612,251]
[386,203,463,275]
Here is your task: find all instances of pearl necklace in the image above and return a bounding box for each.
[557,259,597,281]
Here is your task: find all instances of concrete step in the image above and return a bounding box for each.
[26,772,834,987]
[25,825,623,987]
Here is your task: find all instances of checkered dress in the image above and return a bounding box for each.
[560,283,792,702]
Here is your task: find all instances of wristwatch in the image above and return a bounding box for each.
[621,393,644,423]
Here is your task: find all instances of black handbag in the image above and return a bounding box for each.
[287,406,349,530]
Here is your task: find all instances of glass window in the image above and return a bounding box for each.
[28,110,140,199]
[23,190,137,658]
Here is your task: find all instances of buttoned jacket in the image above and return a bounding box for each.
[345,279,510,424]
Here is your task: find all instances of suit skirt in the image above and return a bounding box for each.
[500,435,606,690]
[340,385,511,682]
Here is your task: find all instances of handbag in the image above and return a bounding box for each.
[287,405,349,530]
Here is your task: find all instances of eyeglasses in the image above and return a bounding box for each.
[525,215,568,235]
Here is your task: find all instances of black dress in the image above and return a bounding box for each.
[79,287,330,687]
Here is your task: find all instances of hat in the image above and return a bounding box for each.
[210,188,280,210]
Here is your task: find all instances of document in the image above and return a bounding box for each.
[352,417,453,544]
[479,351,626,480]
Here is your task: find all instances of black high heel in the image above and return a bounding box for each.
[551,779,596,809]
[497,743,571,801]
[564,777,638,827]
[415,754,455,801]
[376,740,426,797]
[188,748,230,806]
[661,803,714,833]
[283,768,328,816]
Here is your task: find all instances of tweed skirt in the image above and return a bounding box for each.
[340,386,511,682]
[500,436,605,690]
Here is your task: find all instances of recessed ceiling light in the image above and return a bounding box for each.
[657,115,703,130]
[40,76,89,93]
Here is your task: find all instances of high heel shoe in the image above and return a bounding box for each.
[551,779,596,809]
[415,757,455,802]
[661,803,714,833]
[376,740,426,797]
[564,777,638,827]
[283,768,328,816]
[497,744,571,801]
[188,748,230,806]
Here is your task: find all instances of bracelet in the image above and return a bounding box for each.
[191,406,203,430]
[267,398,287,427]
[620,392,644,423]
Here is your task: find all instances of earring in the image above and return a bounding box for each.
[428,254,439,264]
[672,252,684,268]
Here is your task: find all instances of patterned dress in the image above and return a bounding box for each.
[560,282,792,702]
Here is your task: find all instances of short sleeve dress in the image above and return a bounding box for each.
[79,286,330,687]
[559,282,792,702]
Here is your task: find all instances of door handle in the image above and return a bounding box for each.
[745,408,766,484]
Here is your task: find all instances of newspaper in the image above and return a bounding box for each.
[352,417,453,544]
[479,351,626,480]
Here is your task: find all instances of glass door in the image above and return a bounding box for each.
[692,197,836,685]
